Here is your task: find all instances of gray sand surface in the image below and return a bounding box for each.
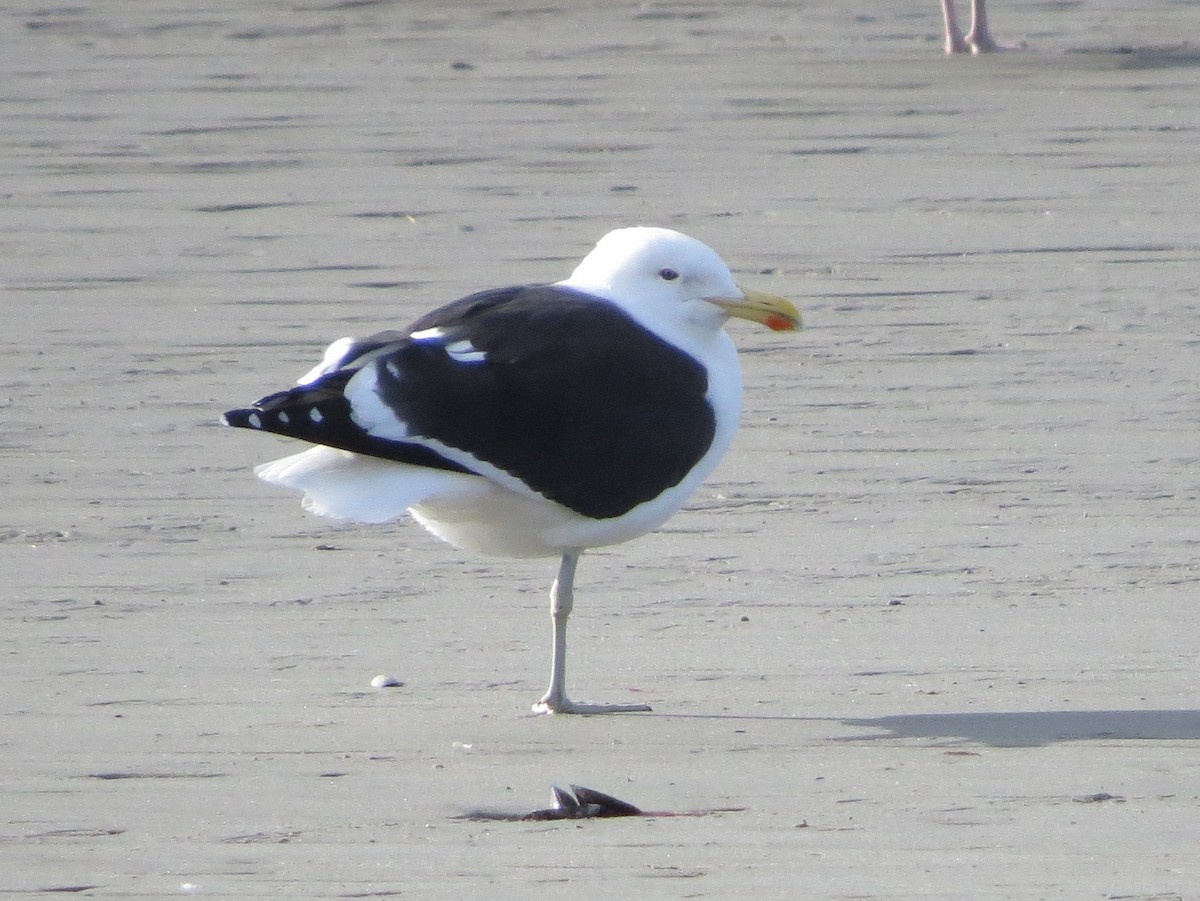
[4,1,1199,897]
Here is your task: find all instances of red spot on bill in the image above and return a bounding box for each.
[766,313,797,332]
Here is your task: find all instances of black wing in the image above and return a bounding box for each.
[225,285,715,520]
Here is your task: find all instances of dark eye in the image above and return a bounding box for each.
[658,268,679,281]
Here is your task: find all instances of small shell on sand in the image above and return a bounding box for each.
[370,674,404,689]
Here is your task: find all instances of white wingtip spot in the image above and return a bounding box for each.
[309,408,324,424]
[445,339,488,364]
[278,411,290,424]
[248,412,262,429]
[298,336,355,385]
[410,326,446,342]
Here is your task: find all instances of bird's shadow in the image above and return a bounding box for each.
[660,709,1200,748]
[934,42,1200,72]
[1062,43,1200,71]
[836,708,1200,748]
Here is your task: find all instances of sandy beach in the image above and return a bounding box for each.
[4,1,1199,897]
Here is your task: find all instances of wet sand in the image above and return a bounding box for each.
[4,1,1199,897]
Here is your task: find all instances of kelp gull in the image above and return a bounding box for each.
[223,226,800,714]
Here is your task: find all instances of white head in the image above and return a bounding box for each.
[556,227,800,338]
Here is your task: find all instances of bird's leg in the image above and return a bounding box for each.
[965,0,1000,53]
[533,550,578,713]
[941,0,1004,55]
[940,0,971,55]
[531,551,652,715]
